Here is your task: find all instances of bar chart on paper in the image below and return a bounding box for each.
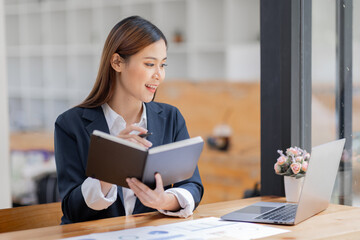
[62,217,289,240]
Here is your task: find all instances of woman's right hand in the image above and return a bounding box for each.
[117,124,152,148]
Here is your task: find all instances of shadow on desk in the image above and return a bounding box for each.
[0,202,62,233]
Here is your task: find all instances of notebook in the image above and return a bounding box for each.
[221,138,346,225]
[86,130,204,188]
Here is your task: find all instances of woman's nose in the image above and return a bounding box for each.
[153,68,161,80]
[153,72,160,80]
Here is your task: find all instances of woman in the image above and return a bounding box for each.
[54,16,203,224]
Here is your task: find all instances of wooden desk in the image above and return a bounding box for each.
[0,202,61,233]
[0,196,359,240]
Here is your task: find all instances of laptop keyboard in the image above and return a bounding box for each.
[254,204,297,222]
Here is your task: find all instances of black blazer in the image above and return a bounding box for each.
[54,101,204,224]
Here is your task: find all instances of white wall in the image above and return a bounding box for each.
[0,0,11,209]
[226,43,260,81]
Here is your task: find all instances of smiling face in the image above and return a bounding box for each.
[117,39,167,103]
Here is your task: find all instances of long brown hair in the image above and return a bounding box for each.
[77,16,167,108]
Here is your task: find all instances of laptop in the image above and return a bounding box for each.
[221,138,346,225]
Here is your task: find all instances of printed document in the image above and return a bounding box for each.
[62,217,289,240]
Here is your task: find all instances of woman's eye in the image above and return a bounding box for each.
[161,63,168,68]
[145,63,154,67]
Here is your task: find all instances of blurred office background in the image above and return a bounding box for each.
[2,0,360,208]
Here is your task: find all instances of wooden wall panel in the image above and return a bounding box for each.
[155,81,261,204]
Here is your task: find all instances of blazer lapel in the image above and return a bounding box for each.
[82,107,125,205]
[83,107,110,136]
[145,102,166,148]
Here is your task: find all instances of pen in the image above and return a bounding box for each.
[138,132,152,138]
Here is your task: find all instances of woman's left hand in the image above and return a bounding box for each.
[126,173,181,211]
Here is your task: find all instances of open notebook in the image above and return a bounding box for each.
[86,130,204,188]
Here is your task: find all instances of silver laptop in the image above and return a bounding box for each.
[221,138,346,225]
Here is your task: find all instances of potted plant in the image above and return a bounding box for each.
[274,147,310,202]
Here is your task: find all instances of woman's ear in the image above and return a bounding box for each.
[110,53,124,73]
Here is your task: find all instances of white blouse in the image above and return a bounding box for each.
[81,103,194,218]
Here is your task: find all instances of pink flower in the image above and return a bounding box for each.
[301,161,308,172]
[274,163,282,174]
[295,156,303,163]
[275,146,310,177]
[290,162,301,174]
[277,156,287,165]
[286,147,299,156]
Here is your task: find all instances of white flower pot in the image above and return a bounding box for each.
[284,176,304,202]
